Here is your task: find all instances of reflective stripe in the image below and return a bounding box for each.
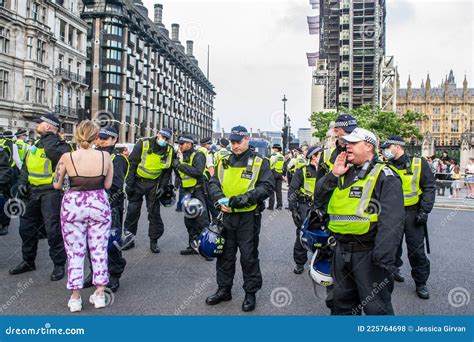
[300,166,316,198]
[179,152,197,188]
[408,157,421,199]
[329,215,369,222]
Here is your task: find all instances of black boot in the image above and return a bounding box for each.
[107,276,120,293]
[393,269,405,282]
[205,288,232,305]
[180,246,198,255]
[9,261,36,275]
[242,292,256,312]
[122,241,135,251]
[83,272,93,288]
[293,264,304,274]
[0,225,8,235]
[51,265,65,281]
[150,239,160,253]
[416,285,430,299]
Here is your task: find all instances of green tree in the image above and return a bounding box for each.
[309,105,426,142]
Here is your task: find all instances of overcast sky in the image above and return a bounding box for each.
[142,0,474,135]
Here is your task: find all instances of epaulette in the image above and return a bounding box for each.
[382,166,395,176]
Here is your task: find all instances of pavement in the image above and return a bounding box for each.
[0,194,472,316]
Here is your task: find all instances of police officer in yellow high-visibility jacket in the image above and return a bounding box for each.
[172,134,209,256]
[9,114,71,281]
[214,138,230,167]
[381,136,436,300]
[288,145,324,274]
[316,128,405,315]
[123,128,175,253]
[268,144,284,210]
[207,125,274,312]
[14,129,29,163]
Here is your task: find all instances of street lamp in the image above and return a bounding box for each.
[282,95,288,152]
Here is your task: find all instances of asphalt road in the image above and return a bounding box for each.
[0,194,472,316]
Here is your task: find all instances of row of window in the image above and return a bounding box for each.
[56,83,82,109]
[398,106,474,115]
[59,19,84,51]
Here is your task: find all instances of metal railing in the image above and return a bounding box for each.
[55,68,87,84]
[53,105,79,118]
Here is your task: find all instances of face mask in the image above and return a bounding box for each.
[383,148,395,160]
[158,139,167,147]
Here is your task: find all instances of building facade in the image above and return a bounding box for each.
[397,71,474,146]
[312,0,387,110]
[81,0,215,143]
[297,128,312,146]
[0,0,87,138]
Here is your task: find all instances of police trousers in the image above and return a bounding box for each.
[108,195,127,278]
[332,244,395,315]
[395,206,430,286]
[294,201,311,266]
[216,210,263,293]
[19,189,66,266]
[269,172,283,209]
[182,184,209,245]
[124,179,164,241]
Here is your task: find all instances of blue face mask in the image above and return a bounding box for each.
[158,139,167,147]
[383,148,395,160]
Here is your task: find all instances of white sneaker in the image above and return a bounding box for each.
[68,297,82,312]
[89,292,106,309]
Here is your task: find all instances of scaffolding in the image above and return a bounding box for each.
[379,55,397,112]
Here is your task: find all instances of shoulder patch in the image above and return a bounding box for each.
[382,166,395,176]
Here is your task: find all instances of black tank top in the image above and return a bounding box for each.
[69,151,106,191]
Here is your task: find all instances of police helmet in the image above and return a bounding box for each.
[309,249,333,287]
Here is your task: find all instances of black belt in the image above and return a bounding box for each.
[136,177,158,183]
[338,241,374,252]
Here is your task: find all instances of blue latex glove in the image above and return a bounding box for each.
[217,197,230,206]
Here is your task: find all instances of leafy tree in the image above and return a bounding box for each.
[310,105,426,142]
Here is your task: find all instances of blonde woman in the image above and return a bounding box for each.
[54,120,113,312]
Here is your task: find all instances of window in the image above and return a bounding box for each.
[0,27,10,54]
[104,49,121,60]
[76,62,81,76]
[68,58,72,72]
[452,106,459,115]
[58,54,64,69]
[104,73,121,85]
[103,23,122,36]
[67,86,72,108]
[27,36,33,59]
[70,0,75,12]
[432,120,440,133]
[31,2,39,20]
[432,107,440,115]
[56,83,63,106]
[25,77,33,102]
[0,70,8,99]
[451,120,459,133]
[35,78,46,103]
[59,20,66,42]
[68,26,74,46]
[36,39,46,63]
[76,89,81,109]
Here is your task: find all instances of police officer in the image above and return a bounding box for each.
[0,132,14,235]
[9,114,70,280]
[83,127,129,292]
[316,114,358,182]
[172,134,209,256]
[268,144,284,210]
[207,125,274,312]
[316,128,405,315]
[214,138,230,167]
[199,137,218,219]
[288,145,324,274]
[123,128,175,253]
[381,136,436,299]
[14,129,29,163]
